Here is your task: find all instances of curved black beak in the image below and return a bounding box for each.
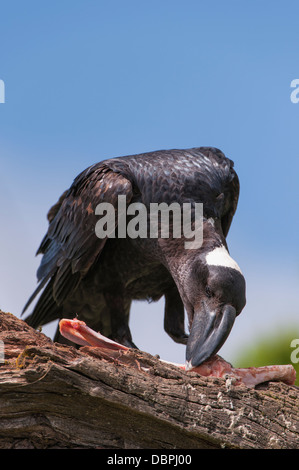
[186,303,236,370]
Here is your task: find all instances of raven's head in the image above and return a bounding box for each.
[182,244,246,369]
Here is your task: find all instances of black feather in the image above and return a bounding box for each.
[24,147,240,348]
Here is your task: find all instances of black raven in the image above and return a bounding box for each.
[23,147,246,369]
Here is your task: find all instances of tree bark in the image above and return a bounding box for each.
[0,311,298,449]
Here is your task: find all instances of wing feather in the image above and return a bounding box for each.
[23,164,133,326]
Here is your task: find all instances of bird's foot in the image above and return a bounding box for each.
[59,318,296,388]
[111,326,138,349]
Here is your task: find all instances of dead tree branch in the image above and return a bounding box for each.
[0,311,298,449]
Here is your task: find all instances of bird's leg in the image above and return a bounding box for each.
[103,291,137,349]
[164,285,188,345]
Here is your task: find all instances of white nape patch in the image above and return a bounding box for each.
[205,245,242,274]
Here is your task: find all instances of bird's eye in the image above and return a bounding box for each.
[205,286,212,298]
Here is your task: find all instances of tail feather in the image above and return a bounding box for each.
[24,278,62,329]
[22,275,51,316]
[53,262,82,305]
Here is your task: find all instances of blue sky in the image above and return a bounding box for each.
[0,1,298,365]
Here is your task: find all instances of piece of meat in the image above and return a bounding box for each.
[191,355,296,387]
[59,318,128,350]
[59,318,296,388]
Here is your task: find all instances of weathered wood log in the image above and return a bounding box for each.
[0,310,298,449]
